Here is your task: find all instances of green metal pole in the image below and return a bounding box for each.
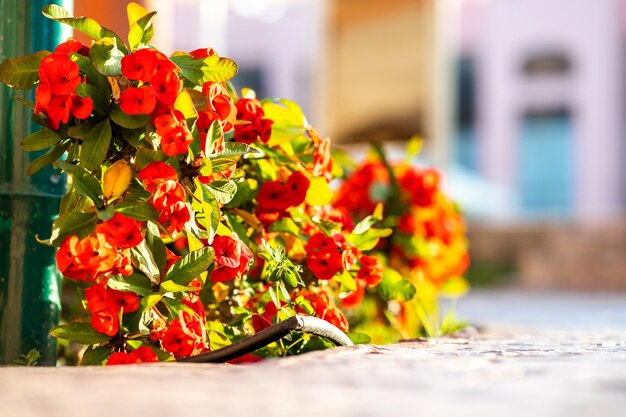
[0,0,71,366]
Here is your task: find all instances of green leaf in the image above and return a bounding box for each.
[194,180,221,239]
[203,120,222,154]
[164,246,215,286]
[131,240,161,285]
[42,5,128,53]
[207,180,237,205]
[13,348,42,367]
[346,332,372,345]
[67,123,92,140]
[170,54,238,84]
[269,218,300,236]
[75,83,109,114]
[346,228,392,251]
[210,157,237,173]
[134,148,168,169]
[72,54,111,94]
[336,270,357,292]
[50,323,112,345]
[159,281,197,293]
[80,345,114,366]
[294,296,314,315]
[80,119,112,171]
[89,37,125,76]
[377,267,416,302]
[211,142,258,159]
[128,11,156,51]
[114,201,158,221]
[181,56,236,86]
[206,321,232,350]
[42,211,98,246]
[146,222,166,273]
[0,50,50,89]
[352,215,379,235]
[262,99,306,146]
[107,273,153,296]
[110,108,150,129]
[26,140,70,176]
[57,161,103,207]
[20,128,61,151]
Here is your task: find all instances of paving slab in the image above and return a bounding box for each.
[1,290,625,417]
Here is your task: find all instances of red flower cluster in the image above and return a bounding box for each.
[55,221,137,283]
[36,51,93,130]
[138,162,190,235]
[106,346,159,366]
[120,48,182,116]
[85,284,139,336]
[296,289,349,332]
[341,255,384,308]
[305,233,343,280]
[397,167,440,207]
[160,310,208,358]
[210,234,253,282]
[255,171,310,225]
[334,161,389,216]
[233,98,272,145]
[153,110,194,156]
[197,82,237,153]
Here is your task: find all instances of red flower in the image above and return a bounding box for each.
[119,86,157,115]
[71,94,93,119]
[306,250,343,280]
[56,234,118,282]
[210,234,253,283]
[85,284,109,313]
[251,301,277,332]
[96,213,143,249]
[158,201,191,235]
[212,235,242,268]
[91,309,119,336]
[285,171,310,207]
[236,98,264,121]
[129,346,159,363]
[54,38,88,56]
[398,167,440,207]
[340,280,365,309]
[160,124,193,156]
[189,48,217,59]
[107,289,140,314]
[137,161,178,193]
[305,232,338,255]
[256,181,290,211]
[38,54,81,96]
[45,95,72,130]
[150,69,181,105]
[161,311,207,358]
[121,49,159,82]
[106,352,139,365]
[34,84,51,115]
[356,255,383,287]
[152,180,185,211]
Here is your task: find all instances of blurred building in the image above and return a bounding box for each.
[457,0,626,224]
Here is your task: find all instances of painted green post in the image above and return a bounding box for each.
[0,0,71,366]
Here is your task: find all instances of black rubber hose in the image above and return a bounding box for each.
[176,314,354,363]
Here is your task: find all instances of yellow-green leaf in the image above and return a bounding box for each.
[305,176,332,206]
[0,50,50,90]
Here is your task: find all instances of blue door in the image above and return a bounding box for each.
[518,114,573,218]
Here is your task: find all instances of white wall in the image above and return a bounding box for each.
[475,0,625,223]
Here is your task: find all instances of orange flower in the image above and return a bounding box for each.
[150,69,181,105]
[96,213,143,249]
[38,53,81,96]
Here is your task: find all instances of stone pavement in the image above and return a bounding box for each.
[1,290,625,417]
